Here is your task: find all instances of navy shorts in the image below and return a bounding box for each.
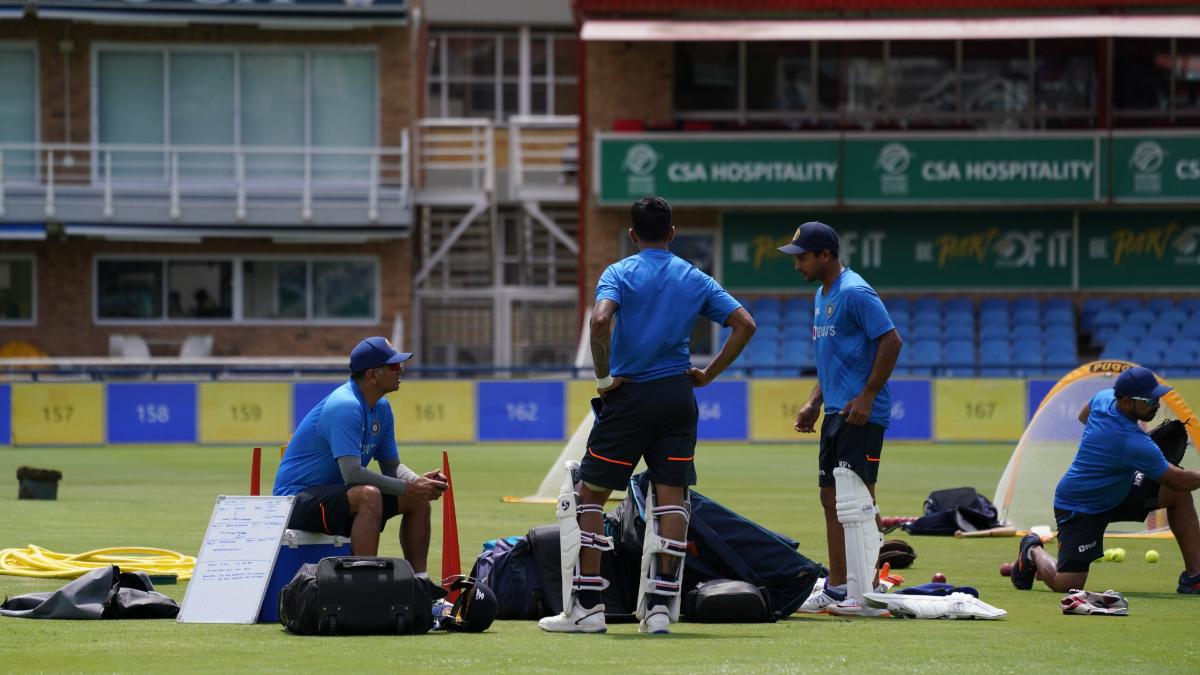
[579,374,698,490]
[1054,472,1161,573]
[287,483,402,537]
[817,413,885,488]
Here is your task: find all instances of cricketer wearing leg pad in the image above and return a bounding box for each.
[554,461,614,614]
[636,483,690,624]
[834,467,883,601]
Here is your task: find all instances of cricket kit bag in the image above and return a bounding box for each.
[279,557,433,635]
[903,487,1001,536]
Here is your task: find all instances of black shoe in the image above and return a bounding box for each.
[1178,570,1200,594]
[1011,533,1043,591]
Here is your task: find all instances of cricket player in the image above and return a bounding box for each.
[539,195,756,635]
[274,337,447,573]
[783,221,903,616]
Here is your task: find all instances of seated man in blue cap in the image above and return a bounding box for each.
[274,337,448,576]
[1012,366,1200,594]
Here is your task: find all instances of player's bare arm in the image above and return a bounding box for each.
[1077,404,1090,424]
[689,307,756,387]
[842,328,902,426]
[1159,464,1200,492]
[590,298,627,395]
[794,382,823,433]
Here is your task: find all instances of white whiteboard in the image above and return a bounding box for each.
[178,495,294,624]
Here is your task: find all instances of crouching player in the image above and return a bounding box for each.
[1012,367,1200,594]
[538,196,755,635]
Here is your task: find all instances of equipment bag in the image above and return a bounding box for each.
[682,579,771,623]
[279,556,432,635]
[469,533,550,620]
[903,487,1000,536]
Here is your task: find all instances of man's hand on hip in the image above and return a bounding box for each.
[687,367,713,387]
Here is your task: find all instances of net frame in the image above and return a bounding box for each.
[994,360,1200,538]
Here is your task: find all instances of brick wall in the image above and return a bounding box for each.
[0,237,413,357]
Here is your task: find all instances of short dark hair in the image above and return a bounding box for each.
[350,369,368,381]
[631,195,672,242]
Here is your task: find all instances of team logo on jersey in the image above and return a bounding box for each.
[826,304,834,318]
[372,421,380,435]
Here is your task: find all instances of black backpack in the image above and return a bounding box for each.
[279,557,433,635]
[903,488,1001,536]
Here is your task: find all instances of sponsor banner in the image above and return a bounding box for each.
[723,212,1073,290]
[0,384,9,445]
[478,381,565,441]
[840,136,1098,204]
[566,380,597,437]
[695,380,748,441]
[107,383,197,444]
[887,380,932,441]
[1027,379,1058,422]
[387,381,477,443]
[11,383,104,445]
[1078,211,1200,288]
[934,379,1026,442]
[1111,136,1200,202]
[293,382,343,428]
[198,382,291,444]
[596,134,840,205]
[749,379,821,441]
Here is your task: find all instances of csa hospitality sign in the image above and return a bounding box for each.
[596,134,840,205]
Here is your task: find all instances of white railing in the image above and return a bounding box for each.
[414,118,494,200]
[508,115,578,202]
[0,135,411,227]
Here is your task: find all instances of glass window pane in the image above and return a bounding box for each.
[98,51,165,179]
[241,53,305,179]
[0,259,34,321]
[553,36,577,79]
[530,82,548,115]
[675,42,739,111]
[963,40,1030,125]
[554,82,578,116]
[312,52,377,179]
[0,50,36,180]
[1113,39,1171,111]
[746,42,813,112]
[503,82,520,117]
[167,260,232,320]
[170,52,235,180]
[1034,39,1096,112]
[503,35,520,77]
[817,44,841,113]
[529,35,547,78]
[242,260,307,320]
[447,35,496,78]
[447,82,496,118]
[890,41,956,114]
[97,260,163,320]
[1176,39,1200,115]
[313,260,375,320]
[844,43,885,114]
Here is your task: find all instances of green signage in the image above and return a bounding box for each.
[1110,136,1200,203]
[596,134,839,205]
[842,136,1100,204]
[722,212,1075,290]
[1079,212,1200,288]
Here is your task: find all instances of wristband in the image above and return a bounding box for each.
[596,375,614,389]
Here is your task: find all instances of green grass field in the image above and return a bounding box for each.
[1,442,1197,673]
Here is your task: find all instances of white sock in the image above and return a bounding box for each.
[415,572,430,580]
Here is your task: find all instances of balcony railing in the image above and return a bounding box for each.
[0,136,411,228]
[508,115,578,202]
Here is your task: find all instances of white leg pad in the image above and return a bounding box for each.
[834,467,882,602]
[555,461,614,614]
[635,484,690,622]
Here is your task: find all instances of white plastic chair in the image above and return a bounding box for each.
[180,335,213,358]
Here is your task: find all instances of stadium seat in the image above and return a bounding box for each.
[944,298,973,313]
[1044,308,1074,326]
[1148,298,1176,313]
[1126,309,1155,327]
[1114,298,1144,313]
[1178,297,1200,313]
[909,323,942,341]
[1011,311,1040,331]
[1142,337,1171,354]
[913,297,941,314]
[943,311,974,328]
[1090,325,1119,347]
[1043,298,1073,313]
[942,340,976,376]
[979,340,1013,376]
[980,308,1009,326]
[1091,309,1124,330]
[889,308,912,326]
[910,340,942,373]
[980,298,1009,313]
[1172,338,1200,357]
[913,309,941,326]
[944,323,975,341]
[1181,316,1200,338]
[783,298,812,320]
[979,322,1011,341]
[1160,309,1189,327]
[1045,339,1078,368]
[884,298,911,314]
[756,324,783,344]
[1012,298,1039,313]
[782,323,810,341]
[1043,325,1076,343]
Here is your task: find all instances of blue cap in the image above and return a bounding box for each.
[778,221,839,256]
[349,337,413,372]
[1114,366,1172,399]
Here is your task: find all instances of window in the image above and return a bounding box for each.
[675,42,739,112]
[0,47,37,180]
[890,42,957,116]
[96,257,378,323]
[0,257,35,323]
[1114,39,1172,114]
[1034,39,1097,123]
[95,47,378,180]
[1175,39,1200,118]
[426,29,578,120]
[962,40,1030,128]
[746,42,813,113]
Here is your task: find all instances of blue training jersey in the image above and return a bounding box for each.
[273,380,400,496]
[596,248,741,382]
[1053,389,1170,514]
[812,268,895,427]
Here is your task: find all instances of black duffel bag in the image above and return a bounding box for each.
[682,579,772,623]
[279,556,433,636]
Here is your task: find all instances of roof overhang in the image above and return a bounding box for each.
[26,0,407,28]
[581,15,1200,41]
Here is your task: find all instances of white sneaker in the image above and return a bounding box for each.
[827,597,890,618]
[638,606,671,635]
[798,578,847,614]
[538,603,607,633]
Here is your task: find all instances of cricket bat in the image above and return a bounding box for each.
[954,526,1018,538]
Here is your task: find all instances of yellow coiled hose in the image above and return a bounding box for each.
[0,545,195,580]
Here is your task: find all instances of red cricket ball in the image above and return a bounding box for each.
[931,572,947,583]
[1000,562,1013,577]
